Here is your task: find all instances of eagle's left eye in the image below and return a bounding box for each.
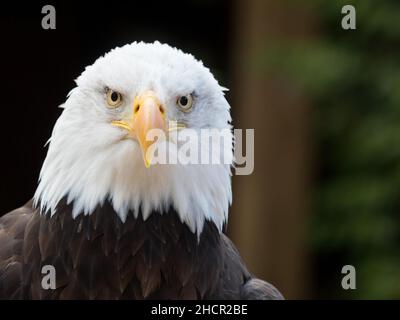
[177,94,193,112]
[106,89,123,108]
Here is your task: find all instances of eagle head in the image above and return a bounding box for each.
[34,42,233,236]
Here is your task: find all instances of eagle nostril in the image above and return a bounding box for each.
[159,105,165,114]
[134,105,140,114]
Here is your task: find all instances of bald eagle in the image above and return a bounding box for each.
[0,42,283,300]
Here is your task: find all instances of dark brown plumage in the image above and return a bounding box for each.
[0,199,283,300]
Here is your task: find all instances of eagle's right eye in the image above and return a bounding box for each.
[106,89,123,108]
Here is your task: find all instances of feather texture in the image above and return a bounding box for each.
[0,200,282,299]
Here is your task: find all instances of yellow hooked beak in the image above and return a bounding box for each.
[111,91,167,168]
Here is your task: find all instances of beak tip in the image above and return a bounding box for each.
[144,157,152,168]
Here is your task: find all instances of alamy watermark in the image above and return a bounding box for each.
[41,265,56,290]
[341,5,356,30]
[140,125,254,175]
[41,5,56,30]
[341,265,356,290]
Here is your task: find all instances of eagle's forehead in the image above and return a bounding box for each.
[77,41,205,94]
[121,41,199,67]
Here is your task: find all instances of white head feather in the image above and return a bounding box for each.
[34,41,233,236]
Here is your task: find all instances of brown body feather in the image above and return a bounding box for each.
[0,200,283,300]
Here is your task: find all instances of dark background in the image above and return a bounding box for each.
[1,0,400,299]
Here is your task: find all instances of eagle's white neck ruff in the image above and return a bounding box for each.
[34,119,232,236]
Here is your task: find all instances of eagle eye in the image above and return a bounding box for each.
[106,89,123,108]
[177,94,193,112]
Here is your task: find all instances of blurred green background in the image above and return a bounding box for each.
[241,0,400,299]
[309,0,400,299]
[228,0,400,299]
